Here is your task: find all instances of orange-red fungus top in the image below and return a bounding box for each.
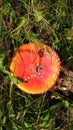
[10,43,61,94]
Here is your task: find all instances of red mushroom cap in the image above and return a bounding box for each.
[10,43,61,94]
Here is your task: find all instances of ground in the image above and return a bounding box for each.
[0,0,73,129]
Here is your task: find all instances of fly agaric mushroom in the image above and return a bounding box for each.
[10,43,61,94]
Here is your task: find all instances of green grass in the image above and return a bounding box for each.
[0,0,73,129]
